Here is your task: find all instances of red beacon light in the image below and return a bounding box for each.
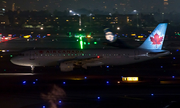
[97,56,100,58]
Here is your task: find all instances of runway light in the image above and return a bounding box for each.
[117,81,120,84]
[59,100,62,103]
[151,94,154,96]
[172,76,175,78]
[97,96,100,99]
[63,82,66,84]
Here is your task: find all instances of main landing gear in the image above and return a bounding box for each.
[31,66,35,72]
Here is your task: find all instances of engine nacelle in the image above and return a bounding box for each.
[60,62,74,72]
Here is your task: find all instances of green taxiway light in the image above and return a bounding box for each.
[84,42,86,45]
[80,41,83,49]
[10,55,13,57]
[94,42,97,44]
[88,42,90,45]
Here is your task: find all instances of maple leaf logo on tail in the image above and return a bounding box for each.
[150,33,163,48]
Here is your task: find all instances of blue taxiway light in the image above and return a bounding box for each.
[33,82,36,84]
[84,77,87,79]
[59,100,62,103]
[151,94,154,96]
[161,66,163,68]
[43,106,46,108]
[23,81,26,84]
[107,66,109,68]
[176,49,179,52]
[173,57,176,60]
[97,97,100,99]
[36,79,38,81]
[63,82,66,84]
[106,81,109,84]
[172,76,175,78]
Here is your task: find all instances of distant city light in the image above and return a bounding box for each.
[133,10,137,12]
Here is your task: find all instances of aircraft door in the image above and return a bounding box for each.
[134,50,140,60]
[30,50,35,60]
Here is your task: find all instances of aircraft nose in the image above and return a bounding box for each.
[10,57,19,65]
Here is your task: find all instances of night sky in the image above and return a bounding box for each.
[1,0,180,13]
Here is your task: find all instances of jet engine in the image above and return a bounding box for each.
[60,62,74,72]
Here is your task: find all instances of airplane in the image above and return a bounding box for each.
[10,23,170,72]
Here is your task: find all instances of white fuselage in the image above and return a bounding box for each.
[10,49,170,67]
